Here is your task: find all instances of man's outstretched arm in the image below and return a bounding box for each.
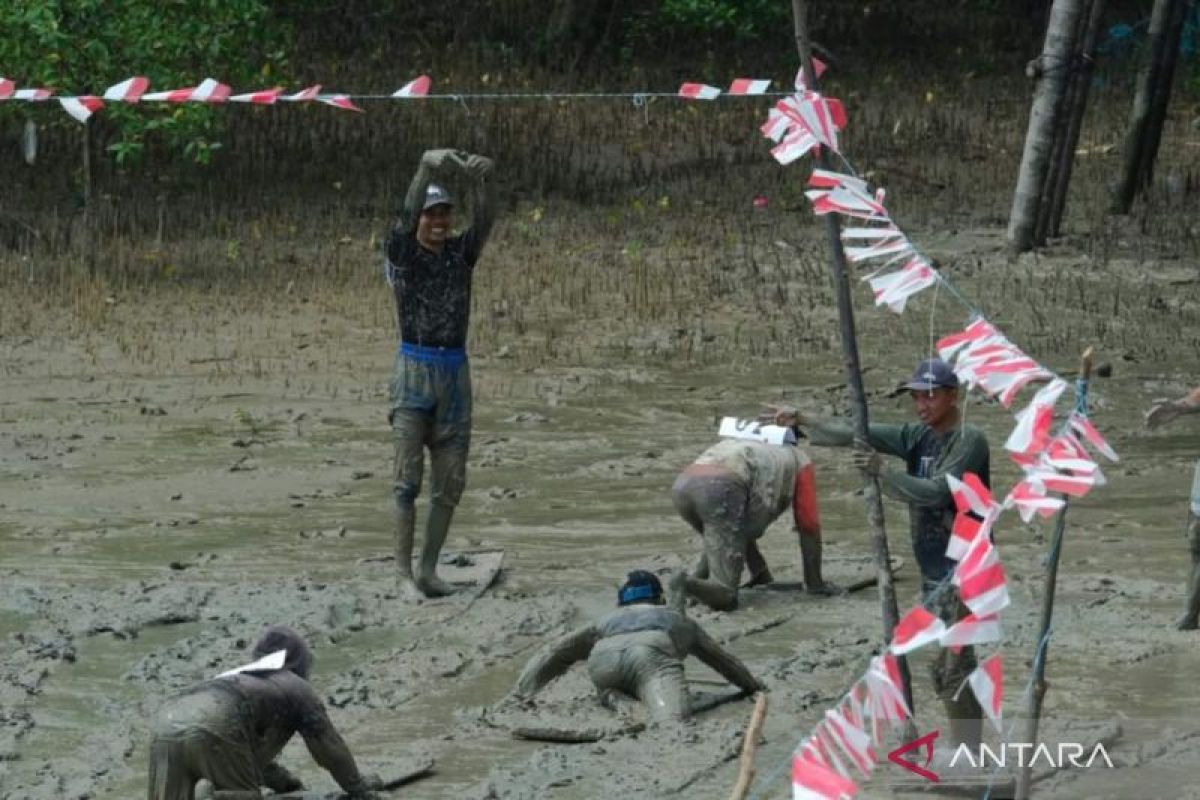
[514,624,599,698]
[1146,385,1200,429]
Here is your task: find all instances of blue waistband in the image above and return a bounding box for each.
[399,342,467,365]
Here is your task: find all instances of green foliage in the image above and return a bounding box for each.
[0,0,291,163]
[651,0,789,41]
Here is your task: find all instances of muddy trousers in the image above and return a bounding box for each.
[588,644,690,724]
[929,589,983,748]
[147,731,262,800]
[671,473,774,611]
[1180,510,1200,629]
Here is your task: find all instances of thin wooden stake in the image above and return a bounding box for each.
[790,0,914,716]
[729,692,768,800]
[1014,347,1093,800]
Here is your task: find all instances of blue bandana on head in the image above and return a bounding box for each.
[619,583,657,605]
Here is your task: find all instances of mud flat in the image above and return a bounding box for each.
[2,226,1200,798]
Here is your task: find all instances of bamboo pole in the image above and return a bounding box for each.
[1014,347,1093,800]
[729,693,768,800]
[790,0,914,715]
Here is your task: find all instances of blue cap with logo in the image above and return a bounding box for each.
[906,358,959,391]
[422,183,454,211]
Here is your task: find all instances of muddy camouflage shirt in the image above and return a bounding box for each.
[384,203,493,349]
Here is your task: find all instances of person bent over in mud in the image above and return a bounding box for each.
[1145,384,1200,629]
[383,147,495,599]
[671,438,836,611]
[766,358,990,749]
[514,571,764,723]
[147,626,381,800]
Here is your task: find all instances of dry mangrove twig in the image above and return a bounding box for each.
[728,693,768,800]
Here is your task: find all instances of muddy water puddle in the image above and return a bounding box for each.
[2,323,1200,797]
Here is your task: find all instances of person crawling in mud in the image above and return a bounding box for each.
[1145,384,1200,630]
[513,571,764,723]
[766,357,990,749]
[383,147,495,599]
[671,438,835,611]
[147,625,381,799]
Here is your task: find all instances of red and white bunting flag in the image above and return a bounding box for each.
[793,752,858,800]
[968,654,1004,733]
[1027,469,1096,497]
[319,94,364,112]
[58,96,104,123]
[143,78,231,103]
[0,78,14,99]
[283,85,322,102]
[823,709,877,777]
[806,173,891,222]
[975,358,1054,408]
[936,317,999,362]
[954,534,1010,617]
[867,257,937,313]
[764,92,845,164]
[869,653,911,720]
[809,169,870,193]
[678,82,721,100]
[1004,480,1066,522]
[793,57,829,91]
[948,472,996,517]
[891,606,946,655]
[392,74,432,97]
[103,76,149,102]
[729,78,771,95]
[954,340,1021,385]
[813,726,852,778]
[13,88,53,101]
[1005,378,1067,456]
[945,472,998,560]
[229,87,284,104]
[1069,412,1119,462]
[842,228,912,264]
[940,613,1002,648]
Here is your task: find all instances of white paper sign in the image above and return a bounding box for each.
[717,416,796,446]
[217,649,287,678]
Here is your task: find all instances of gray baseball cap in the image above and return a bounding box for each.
[906,358,959,391]
[422,183,454,211]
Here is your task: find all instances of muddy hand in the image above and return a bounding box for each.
[420,148,463,170]
[464,154,494,180]
[1145,398,1183,430]
[760,403,799,428]
[852,442,884,477]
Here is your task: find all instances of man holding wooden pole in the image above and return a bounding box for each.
[768,358,990,748]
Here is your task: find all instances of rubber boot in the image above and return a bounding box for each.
[395,504,423,600]
[416,502,455,597]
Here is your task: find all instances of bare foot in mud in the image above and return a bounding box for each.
[1175,614,1198,631]
[743,569,774,588]
[397,576,426,602]
[416,573,455,597]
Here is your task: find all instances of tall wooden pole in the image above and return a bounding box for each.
[790,0,913,715]
[1014,348,1093,800]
